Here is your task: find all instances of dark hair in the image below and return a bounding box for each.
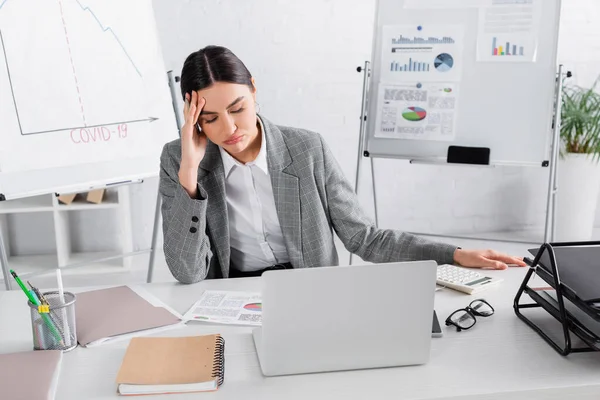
[180,45,253,100]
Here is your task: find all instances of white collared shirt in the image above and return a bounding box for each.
[218,121,290,271]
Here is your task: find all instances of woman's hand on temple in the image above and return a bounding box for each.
[178,91,207,197]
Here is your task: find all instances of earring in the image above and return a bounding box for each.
[255,102,261,114]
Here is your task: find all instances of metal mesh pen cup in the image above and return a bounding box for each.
[28,291,77,352]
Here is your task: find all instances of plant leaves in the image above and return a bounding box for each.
[560,79,600,161]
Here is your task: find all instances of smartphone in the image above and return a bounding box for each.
[432,310,443,338]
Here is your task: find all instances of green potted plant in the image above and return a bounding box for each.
[556,80,600,241]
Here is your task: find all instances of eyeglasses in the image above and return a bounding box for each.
[445,299,495,332]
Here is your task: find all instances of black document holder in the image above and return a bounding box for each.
[514,241,600,355]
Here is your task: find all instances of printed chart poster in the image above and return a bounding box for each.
[476,0,541,62]
[380,25,465,83]
[374,83,458,141]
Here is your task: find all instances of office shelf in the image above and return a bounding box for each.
[0,187,134,279]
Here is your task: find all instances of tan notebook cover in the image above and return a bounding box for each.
[0,350,63,400]
[75,286,181,346]
[116,335,225,392]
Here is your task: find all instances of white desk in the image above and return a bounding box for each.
[1,268,599,400]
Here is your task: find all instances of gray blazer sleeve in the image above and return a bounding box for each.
[319,136,457,265]
[159,144,213,283]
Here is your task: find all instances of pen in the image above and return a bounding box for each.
[10,270,64,346]
[27,281,44,305]
[28,281,47,305]
[29,286,41,304]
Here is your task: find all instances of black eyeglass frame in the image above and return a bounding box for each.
[445,299,495,332]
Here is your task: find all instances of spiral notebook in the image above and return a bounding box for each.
[116,334,225,395]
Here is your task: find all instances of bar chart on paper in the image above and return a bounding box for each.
[381,25,464,83]
[391,34,456,45]
[390,58,430,72]
[491,36,525,56]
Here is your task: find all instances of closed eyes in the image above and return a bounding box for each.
[204,107,245,124]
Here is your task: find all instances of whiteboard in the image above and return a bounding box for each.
[0,0,177,199]
[365,0,561,166]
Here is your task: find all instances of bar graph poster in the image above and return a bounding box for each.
[476,0,541,62]
[374,82,458,141]
[380,25,465,83]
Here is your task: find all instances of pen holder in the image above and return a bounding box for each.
[28,291,77,352]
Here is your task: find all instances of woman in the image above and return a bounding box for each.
[159,45,526,284]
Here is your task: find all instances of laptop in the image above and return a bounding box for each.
[252,261,437,376]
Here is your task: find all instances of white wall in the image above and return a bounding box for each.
[8,0,600,255]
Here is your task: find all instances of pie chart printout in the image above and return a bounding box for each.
[402,107,427,122]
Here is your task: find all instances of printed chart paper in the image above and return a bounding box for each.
[476,0,541,62]
[380,25,465,83]
[183,291,263,326]
[374,83,458,141]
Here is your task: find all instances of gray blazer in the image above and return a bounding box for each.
[159,115,457,284]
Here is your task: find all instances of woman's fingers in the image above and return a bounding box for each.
[479,257,508,270]
[183,92,205,138]
[489,252,527,267]
[194,96,205,125]
[189,91,197,117]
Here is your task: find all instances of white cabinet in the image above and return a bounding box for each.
[0,186,133,277]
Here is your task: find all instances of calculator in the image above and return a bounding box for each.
[436,264,503,295]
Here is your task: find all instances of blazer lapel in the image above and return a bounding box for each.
[262,116,305,269]
[199,141,230,277]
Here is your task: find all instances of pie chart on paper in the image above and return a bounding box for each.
[244,303,262,312]
[434,53,454,72]
[402,107,427,121]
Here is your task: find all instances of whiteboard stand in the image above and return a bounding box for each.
[350,63,568,261]
[147,70,183,283]
[350,61,373,266]
[543,65,571,244]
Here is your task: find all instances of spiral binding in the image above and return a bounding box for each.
[211,335,225,387]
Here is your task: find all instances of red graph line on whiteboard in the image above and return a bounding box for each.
[58,0,87,126]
